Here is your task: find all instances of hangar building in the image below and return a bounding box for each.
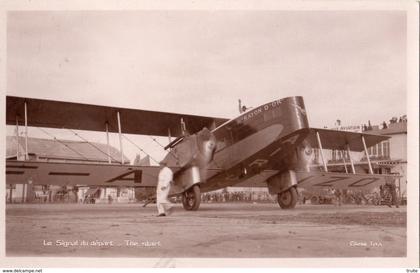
[322,118,407,201]
[6,136,134,203]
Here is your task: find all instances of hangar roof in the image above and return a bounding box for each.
[6,136,130,164]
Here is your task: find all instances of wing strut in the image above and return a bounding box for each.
[181,118,187,135]
[340,150,348,173]
[24,101,28,160]
[117,111,124,164]
[21,182,26,203]
[346,144,356,174]
[8,184,13,203]
[105,122,111,164]
[361,135,374,174]
[316,131,328,172]
[168,128,172,147]
[15,117,19,159]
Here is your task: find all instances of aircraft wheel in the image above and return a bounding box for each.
[277,187,298,209]
[310,196,319,205]
[182,185,201,211]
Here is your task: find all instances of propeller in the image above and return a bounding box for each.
[159,127,217,190]
[194,127,217,183]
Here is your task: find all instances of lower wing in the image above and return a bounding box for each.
[231,170,399,192]
[6,160,160,187]
[6,160,224,194]
[296,171,400,192]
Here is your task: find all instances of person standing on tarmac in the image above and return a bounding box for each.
[332,187,342,206]
[156,164,174,217]
[385,181,399,208]
[155,127,216,216]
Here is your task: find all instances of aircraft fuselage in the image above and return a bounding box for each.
[200,96,310,192]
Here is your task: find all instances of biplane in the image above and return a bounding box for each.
[5,95,396,210]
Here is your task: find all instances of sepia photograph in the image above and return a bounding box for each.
[1,0,419,269]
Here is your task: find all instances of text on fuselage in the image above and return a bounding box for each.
[241,99,284,123]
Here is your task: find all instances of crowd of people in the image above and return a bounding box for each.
[29,184,400,208]
[362,115,407,131]
[201,191,273,203]
[200,185,399,207]
[301,183,400,207]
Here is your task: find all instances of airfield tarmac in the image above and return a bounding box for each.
[6,202,406,258]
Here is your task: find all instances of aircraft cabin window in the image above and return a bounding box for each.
[216,138,227,151]
[232,124,257,142]
[214,127,232,151]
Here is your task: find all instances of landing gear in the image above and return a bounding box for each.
[277,186,298,209]
[310,196,319,205]
[182,185,201,211]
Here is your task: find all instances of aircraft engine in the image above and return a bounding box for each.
[163,127,216,187]
[267,170,297,195]
[175,165,201,189]
[161,127,216,211]
[194,128,217,181]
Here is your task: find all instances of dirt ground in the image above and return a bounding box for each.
[5,202,406,258]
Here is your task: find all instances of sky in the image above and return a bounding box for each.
[6,10,407,163]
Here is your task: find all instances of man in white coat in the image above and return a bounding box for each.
[155,127,216,216]
[156,165,174,216]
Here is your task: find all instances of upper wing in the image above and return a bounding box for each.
[6,96,228,137]
[303,128,389,151]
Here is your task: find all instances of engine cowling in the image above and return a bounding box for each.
[161,127,216,192]
[267,170,298,195]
